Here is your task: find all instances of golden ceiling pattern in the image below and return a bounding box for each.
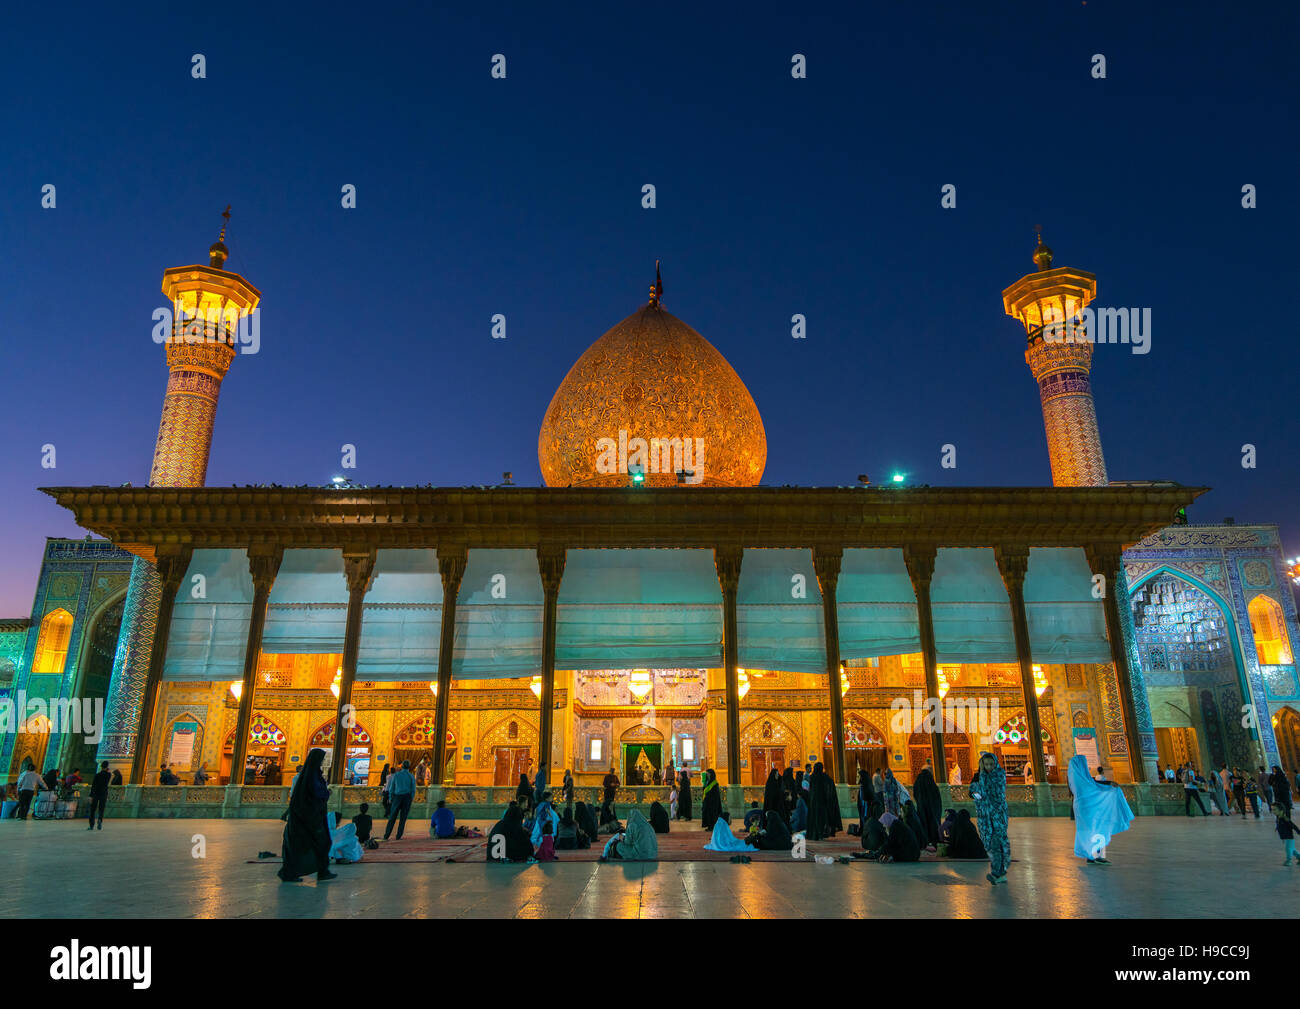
[538,305,766,487]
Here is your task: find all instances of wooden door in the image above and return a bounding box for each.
[750,748,768,785]
[493,748,513,786]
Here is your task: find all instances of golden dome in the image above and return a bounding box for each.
[538,303,766,487]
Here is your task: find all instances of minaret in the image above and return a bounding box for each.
[98,211,260,777]
[151,207,261,485]
[1002,234,1108,487]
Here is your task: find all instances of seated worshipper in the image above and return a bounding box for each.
[649,800,671,834]
[602,809,659,861]
[790,795,809,833]
[328,811,365,863]
[938,809,957,845]
[488,803,535,862]
[352,803,374,845]
[704,818,752,852]
[748,809,794,852]
[902,801,930,853]
[944,809,987,859]
[598,797,623,834]
[531,792,561,847]
[1068,754,1134,864]
[879,816,921,863]
[431,799,456,839]
[743,801,765,831]
[536,821,557,862]
[575,800,600,842]
[555,806,590,849]
[860,802,887,856]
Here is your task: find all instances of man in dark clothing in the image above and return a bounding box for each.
[352,802,374,843]
[383,760,416,840]
[86,761,112,830]
[43,767,59,793]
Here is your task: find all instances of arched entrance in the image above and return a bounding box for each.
[1131,567,1261,769]
[823,712,888,782]
[8,715,52,779]
[741,714,800,785]
[63,594,125,778]
[482,715,537,786]
[992,711,1058,783]
[222,713,287,784]
[392,714,455,785]
[908,724,972,783]
[1274,707,1300,781]
[310,719,373,784]
[620,725,664,785]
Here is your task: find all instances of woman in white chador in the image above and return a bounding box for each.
[1067,755,1133,864]
[950,763,962,786]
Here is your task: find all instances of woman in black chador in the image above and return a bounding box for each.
[277,748,336,883]
[676,770,693,821]
[823,767,842,837]
[762,769,783,818]
[700,769,723,831]
[514,773,533,814]
[805,762,830,841]
[488,802,534,862]
[912,766,943,848]
[781,767,797,817]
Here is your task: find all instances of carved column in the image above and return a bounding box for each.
[1087,546,1150,782]
[995,545,1047,785]
[814,546,847,783]
[537,546,567,783]
[129,547,193,783]
[330,548,376,784]
[229,547,283,784]
[714,546,743,785]
[904,546,945,783]
[431,546,466,784]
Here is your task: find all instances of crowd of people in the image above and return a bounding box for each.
[1162,761,1294,818]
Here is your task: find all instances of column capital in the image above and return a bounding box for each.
[812,545,842,595]
[994,544,1030,594]
[902,544,937,592]
[342,547,377,594]
[537,545,567,595]
[153,547,193,594]
[247,545,284,594]
[437,545,467,594]
[1084,544,1124,581]
[714,545,743,594]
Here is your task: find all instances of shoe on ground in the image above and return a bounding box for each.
[1095,857,1110,864]
[317,870,338,881]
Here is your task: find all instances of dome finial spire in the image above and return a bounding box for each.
[648,259,663,308]
[209,204,231,269]
[1032,225,1053,271]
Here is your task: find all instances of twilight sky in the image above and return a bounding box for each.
[2,1,1297,614]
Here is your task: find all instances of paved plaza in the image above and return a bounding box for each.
[0,814,1291,918]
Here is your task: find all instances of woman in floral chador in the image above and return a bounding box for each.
[970,750,1009,886]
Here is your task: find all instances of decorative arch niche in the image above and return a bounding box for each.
[1249,594,1293,666]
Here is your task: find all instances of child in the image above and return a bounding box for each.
[537,820,557,862]
[1274,803,1299,865]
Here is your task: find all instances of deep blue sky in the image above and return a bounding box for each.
[2,1,1297,614]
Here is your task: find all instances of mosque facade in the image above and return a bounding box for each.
[2,226,1297,817]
